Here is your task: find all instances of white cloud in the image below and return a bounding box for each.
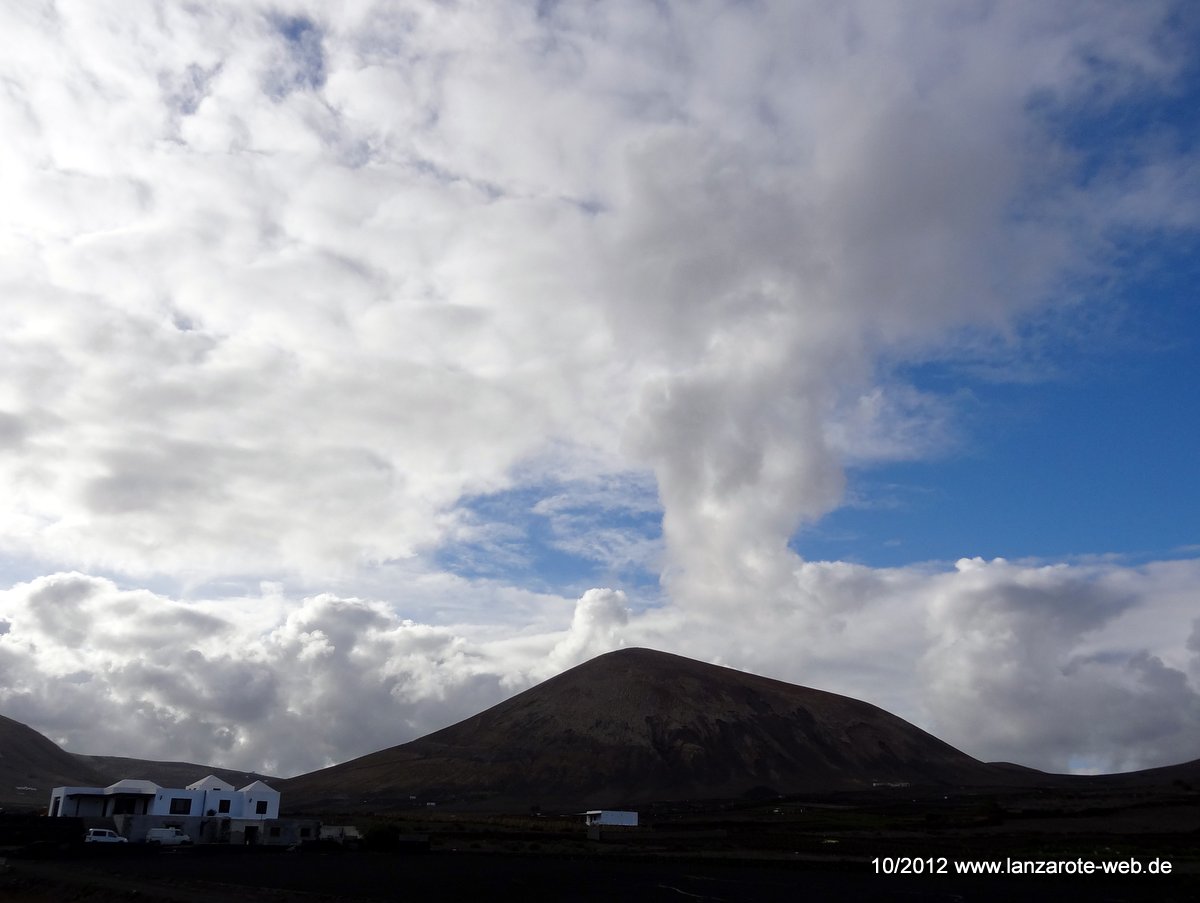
[547,587,632,672]
[0,1,1196,776]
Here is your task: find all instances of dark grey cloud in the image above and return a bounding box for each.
[919,558,1200,771]
[0,412,29,450]
[266,13,326,97]
[162,62,222,117]
[29,574,98,647]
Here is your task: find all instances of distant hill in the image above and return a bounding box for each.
[280,647,1027,811]
[0,714,106,810]
[1082,756,1200,791]
[0,713,278,811]
[76,755,279,791]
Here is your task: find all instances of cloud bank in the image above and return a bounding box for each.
[2,560,1198,775]
[0,0,1197,776]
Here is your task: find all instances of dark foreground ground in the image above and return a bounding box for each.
[2,846,1197,903]
[3,784,1198,902]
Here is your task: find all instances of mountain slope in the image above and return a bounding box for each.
[0,714,107,810]
[281,647,1016,810]
[77,755,279,791]
[0,714,279,811]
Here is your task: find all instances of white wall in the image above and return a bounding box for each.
[588,810,638,827]
[242,788,280,819]
[148,789,205,817]
[199,789,241,817]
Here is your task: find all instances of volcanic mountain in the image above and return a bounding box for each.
[281,647,1020,811]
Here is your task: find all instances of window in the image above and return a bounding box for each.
[256,800,268,815]
[269,826,281,838]
[218,799,231,814]
[169,798,192,815]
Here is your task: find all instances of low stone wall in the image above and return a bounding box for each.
[111,813,319,846]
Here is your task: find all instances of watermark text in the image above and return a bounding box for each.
[871,856,1173,876]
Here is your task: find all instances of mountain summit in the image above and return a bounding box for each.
[282,647,1008,810]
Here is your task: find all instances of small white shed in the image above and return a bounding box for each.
[583,810,638,827]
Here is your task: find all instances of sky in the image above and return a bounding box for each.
[0,0,1197,779]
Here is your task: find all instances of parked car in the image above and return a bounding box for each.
[146,827,192,846]
[84,828,128,843]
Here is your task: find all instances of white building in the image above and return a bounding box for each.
[583,810,638,827]
[48,776,280,821]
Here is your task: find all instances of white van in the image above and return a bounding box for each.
[84,828,128,843]
[146,827,192,846]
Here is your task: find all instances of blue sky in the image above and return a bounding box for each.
[798,241,1200,567]
[0,1,1197,778]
